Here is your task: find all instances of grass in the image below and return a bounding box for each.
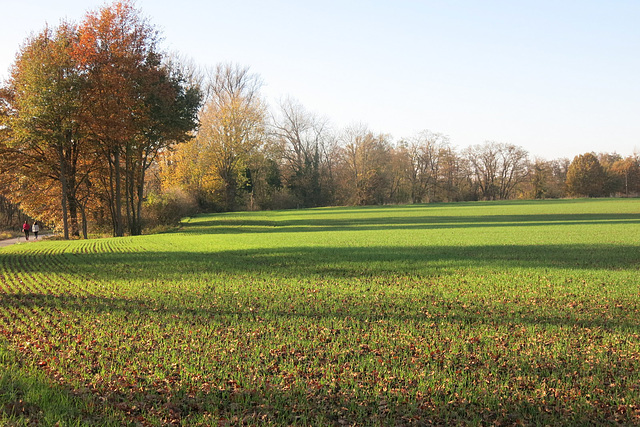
[0,198,639,425]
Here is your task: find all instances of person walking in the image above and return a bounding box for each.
[22,221,30,240]
[32,221,39,239]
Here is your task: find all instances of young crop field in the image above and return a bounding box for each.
[0,199,639,425]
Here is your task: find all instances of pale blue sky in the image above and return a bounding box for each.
[2,1,639,159]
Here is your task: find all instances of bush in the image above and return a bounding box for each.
[0,231,16,240]
[143,188,197,230]
[259,190,299,210]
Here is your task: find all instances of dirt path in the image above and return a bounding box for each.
[0,234,52,248]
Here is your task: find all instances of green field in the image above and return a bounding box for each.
[0,199,639,425]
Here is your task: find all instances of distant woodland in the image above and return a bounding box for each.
[1,1,638,238]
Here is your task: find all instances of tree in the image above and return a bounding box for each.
[437,145,471,201]
[466,141,529,200]
[337,126,392,205]
[610,155,640,196]
[549,158,570,197]
[597,152,626,196]
[1,22,86,239]
[0,195,23,228]
[1,1,200,238]
[75,1,159,236]
[566,152,606,197]
[76,1,200,235]
[525,158,568,199]
[386,144,412,204]
[401,130,450,203]
[158,134,214,208]
[194,64,266,211]
[271,98,331,207]
[122,61,201,235]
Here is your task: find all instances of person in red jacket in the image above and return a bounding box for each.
[22,221,30,240]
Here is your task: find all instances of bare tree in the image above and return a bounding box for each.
[402,130,450,203]
[438,145,471,202]
[466,141,529,200]
[271,98,331,207]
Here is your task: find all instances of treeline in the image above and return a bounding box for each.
[2,1,639,239]
[156,69,640,213]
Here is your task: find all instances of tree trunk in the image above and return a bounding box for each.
[125,145,145,236]
[133,165,146,235]
[113,148,124,237]
[57,144,70,240]
[65,170,81,237]
[80,203,88,239]
[103,159,118,237]
[125,144,134,235]
[221,169,237,211]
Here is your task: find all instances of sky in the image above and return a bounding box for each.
[1,0,639,160]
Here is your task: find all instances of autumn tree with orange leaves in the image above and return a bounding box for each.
[75,1,200,236]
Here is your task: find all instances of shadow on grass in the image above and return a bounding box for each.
[181,212,640,234]
[0,342,126,426]
[189,385,619,426]
[25,242,640,281]
[0,353,616,425]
